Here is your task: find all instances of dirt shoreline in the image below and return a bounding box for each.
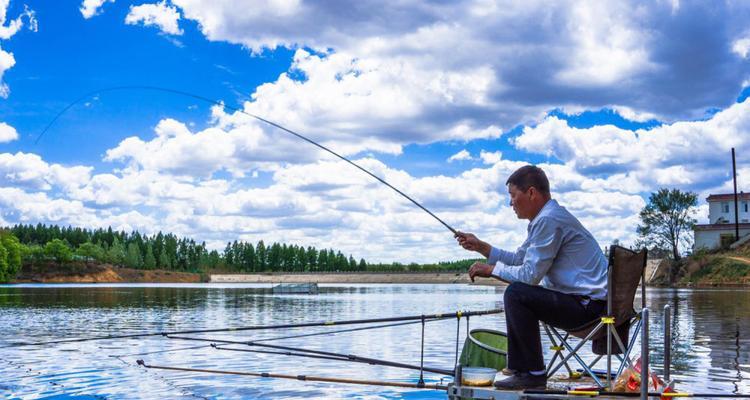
[210,272,505,286]
[13,263,200,283]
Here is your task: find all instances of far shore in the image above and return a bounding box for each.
[210,272,505,286]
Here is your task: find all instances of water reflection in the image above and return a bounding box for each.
[0,284,747,398]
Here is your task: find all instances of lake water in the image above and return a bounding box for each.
[0,284,748,399]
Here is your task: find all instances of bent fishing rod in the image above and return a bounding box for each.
[2,308,501,348]
[37,85,457,234]
[164,336,455,376]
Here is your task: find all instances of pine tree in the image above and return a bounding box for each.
[125,242,143,269]
[144,243,156,269]
[158,248,171,269]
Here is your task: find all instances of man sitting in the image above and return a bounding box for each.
[456,165,608,390]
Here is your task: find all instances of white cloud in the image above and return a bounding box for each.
[0,152,92,191]
[0,121,17,142]
[166,0,750,132]
[79,0,112,19]
[103,116,329,177]
[0,1,36,39]
[125,1,183,36]
[448,149,472,162]
[733,36,750,59]
[0,142,683,262]
[0,46,14,98]
[514,98,750,194]
[479,150,502,165]
[0,1,36,98]
[555,2,656,87]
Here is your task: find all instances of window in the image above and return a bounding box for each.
[744,202,748,213]
[722,202,730,213]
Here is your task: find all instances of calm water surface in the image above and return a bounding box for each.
[0,284,748,399]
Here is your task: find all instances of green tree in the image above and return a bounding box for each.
[125,242,143,269]
[0,231,23,282]
[256,241,266,271]
[158,248,171,269]
[144,243,156,269]
[44,239,73,263]
[636,188,698,260]
[106,237,126,265]
[76,242,104,262]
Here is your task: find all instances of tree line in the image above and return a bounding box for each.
[0,224,473,282]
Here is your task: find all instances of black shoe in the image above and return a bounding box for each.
[493,372,547,390]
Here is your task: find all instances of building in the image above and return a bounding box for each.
[694,193,750,250]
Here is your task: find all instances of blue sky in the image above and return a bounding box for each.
[1,0,750,262]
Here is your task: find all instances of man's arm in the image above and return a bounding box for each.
[454,232,491,258]
[468,261,512,284]
[492,218,562,285]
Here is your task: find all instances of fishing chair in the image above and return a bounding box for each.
[542,245,648,389]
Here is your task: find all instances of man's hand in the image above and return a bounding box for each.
[468,261,494,282]
[455,231,491,258]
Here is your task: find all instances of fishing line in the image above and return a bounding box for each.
[107,318,432,358]
[3,309,502,348]
[37,85,457,234]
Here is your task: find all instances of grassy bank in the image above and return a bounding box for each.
[675,254,750,287]
[651,244,750,287]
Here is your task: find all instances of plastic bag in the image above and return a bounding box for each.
[613,356,669,393]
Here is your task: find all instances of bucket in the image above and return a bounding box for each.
[459,329,508,370]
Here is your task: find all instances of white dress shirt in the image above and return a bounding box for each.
[488,199,608,300]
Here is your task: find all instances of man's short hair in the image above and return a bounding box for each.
[506,165,550,195]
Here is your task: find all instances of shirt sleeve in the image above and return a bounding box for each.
[487,245,525,266]
[492,217,563,285]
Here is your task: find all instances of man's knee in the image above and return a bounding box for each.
[504,281,530,304]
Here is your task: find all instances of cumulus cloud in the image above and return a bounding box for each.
[479,150,502,165]
[0,141,700,262]
[79,0,113,19]
[125,1,183,35]
[0,1,36,39]
[0,1,36,98]
[0,121,17,142]
[165,0,750,137]
[514,98,750,196]
[0,152,92,191]
[448,149,473,162]
[103,116,332,177]
[733,36,750,59]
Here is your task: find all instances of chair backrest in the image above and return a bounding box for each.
[567,245,647,340]
[608,245,647,324]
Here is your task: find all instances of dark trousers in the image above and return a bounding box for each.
[503,282,606,372]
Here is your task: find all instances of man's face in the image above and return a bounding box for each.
[508,184,533,220]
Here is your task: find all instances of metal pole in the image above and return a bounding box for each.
[607,250,614,390]
[454,315,461,367]
[419,315,426,387]
[640,308,649,400]
[664,304,671,382]
[733,148,740,241]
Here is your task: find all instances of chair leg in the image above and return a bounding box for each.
[547,324,605,388]
[544,325,576,378]
[614,317,642,378]
[588,354,603,370]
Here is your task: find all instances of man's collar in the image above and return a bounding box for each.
[529,198,556,226]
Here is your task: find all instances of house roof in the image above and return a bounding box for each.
[706,193,750,202]
[694,223,750,231]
